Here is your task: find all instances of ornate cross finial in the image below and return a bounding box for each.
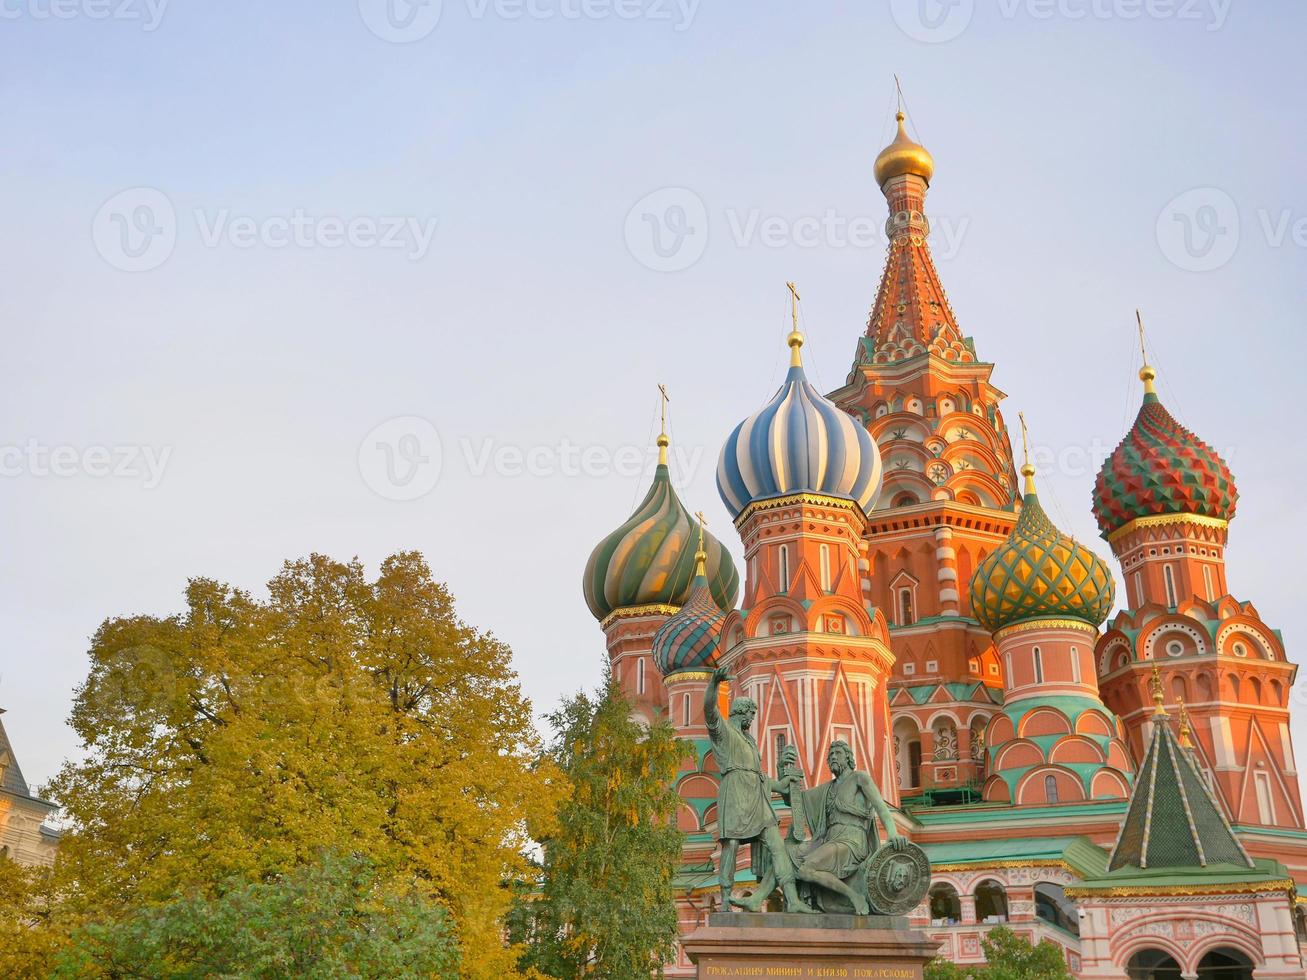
[656,383,670,466]
[1150,663,1167,717]
[786,281,801,330]
[693,510,708,575]
[893,74,904,115]
[785,282,804,368]
[1136,310,1158,395]
[1177,696,1193,748]
[1017,412,1036,494]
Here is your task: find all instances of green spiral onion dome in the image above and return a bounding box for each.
[583,440,739,622]
[971,467,1115,633]
[1092,366,1237,538]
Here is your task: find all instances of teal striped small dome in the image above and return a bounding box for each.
[583,456,739,622]
[652,569,728,678]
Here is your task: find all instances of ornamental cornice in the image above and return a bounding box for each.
[993,618,1099,642]
[599,603,681,630]
[733,492,866,528]
[1065,878,1294,899]
[1106,512,1230,545]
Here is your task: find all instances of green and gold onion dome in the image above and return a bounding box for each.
[971,463,1115,634]
[873,111,935,187]
[583,434,739,623]
[1092,364,1237,538]
[651,539,728,679]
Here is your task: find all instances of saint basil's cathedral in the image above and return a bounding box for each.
[583,111,1307,979]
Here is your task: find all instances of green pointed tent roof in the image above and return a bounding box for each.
[1108,706,1252,872]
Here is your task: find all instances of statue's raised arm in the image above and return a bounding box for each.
[704,665,730,730]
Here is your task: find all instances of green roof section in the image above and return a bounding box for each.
[923,835,1108,878]
[1108,708,1252,873]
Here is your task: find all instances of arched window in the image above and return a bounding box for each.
[1249,677,1263,704]
[637,657,646,694]
[899,589,915,626]
[683,693,691,727]
[1033,646,1043,685]
[1203,564,1215,600]
[1044,774,1059,803]
[928,883,962,925]
[892,492,919,508]
[1172,675,1188,703]
[1033,882,1078,936]
[1126,949,1181,979]
[819,544,831,592]
[778,545,790,593]
[1228,673,1241,701]
[1196,948,1254,979]
[1070,646,1081,684]
[1164,565,1177,607]
[1133,571,1143,607]
[974,880,1008,923]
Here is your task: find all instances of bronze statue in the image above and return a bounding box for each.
[730,738,931,916]
[703,668,813,913]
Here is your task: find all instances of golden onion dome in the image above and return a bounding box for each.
[874,111,935,188]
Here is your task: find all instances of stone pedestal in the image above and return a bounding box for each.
[684,912,940,980]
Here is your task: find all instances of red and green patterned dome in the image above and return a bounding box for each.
[1092,370,1237,538]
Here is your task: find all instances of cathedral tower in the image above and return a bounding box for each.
[1093,342,1302,833]
[716,305,898,801]
[583,423,739,721]
[830,111,1020,797]
[969,432,1133,805]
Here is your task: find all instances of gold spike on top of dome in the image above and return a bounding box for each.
[656,383,670,466]
[873,86,935,188]
[1136,310,1158,396]
[693,511,708,576]
[1018,412,1037,496]
[1150,664,1167,717]
[786,281,804,368]
[1177,696,1194,748]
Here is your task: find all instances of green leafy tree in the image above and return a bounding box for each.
[53,851,459,979]
[518,678,689,979]
[38,552,565,979]
[925,926,1074,980]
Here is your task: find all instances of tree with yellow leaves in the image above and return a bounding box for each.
[34,551,563,978]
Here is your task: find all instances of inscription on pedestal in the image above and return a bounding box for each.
[700,964,919,978]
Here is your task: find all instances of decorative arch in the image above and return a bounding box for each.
[1018,707,1072,738]
[1015,765,1086,805]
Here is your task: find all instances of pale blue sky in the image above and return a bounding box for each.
[2,1,1305,792]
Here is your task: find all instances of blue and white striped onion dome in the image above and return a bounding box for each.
[717,334,883,519]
